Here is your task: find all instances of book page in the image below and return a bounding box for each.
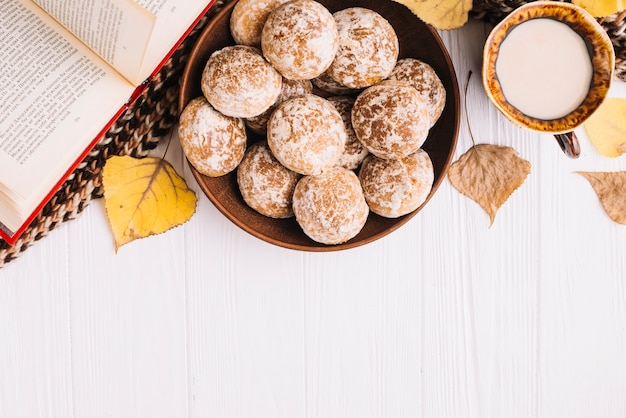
[32,0,156,85]
[134,0,214,79]
[0,0,134,233]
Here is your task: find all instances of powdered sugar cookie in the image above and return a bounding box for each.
[326,7,398,89]
[237,141,301,218]
[326,95,368,170]
[351,80,430,160]
[201,45,282,118]
[230,0,290,46]
[245,78,313,135]
[293,166,369,245]
[267,94,346,175]
[388,58,446,126]
[178,97,247,177]
[261,0,338,80]
[358,149,434,218]
[312,71,361,95]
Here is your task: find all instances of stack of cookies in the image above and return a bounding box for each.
[179,0,447,245]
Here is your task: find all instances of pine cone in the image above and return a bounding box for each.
[598,10,626,80]
[470,0,569,23]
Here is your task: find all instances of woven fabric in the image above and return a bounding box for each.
[471,0,626,81]
[470,0,568,22]
[598,10,626,80]
[0,2,225,267]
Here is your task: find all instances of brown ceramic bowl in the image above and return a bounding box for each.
[179,0,460,251]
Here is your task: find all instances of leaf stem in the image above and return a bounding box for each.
[464,71,477,148]
[161,130,174,160]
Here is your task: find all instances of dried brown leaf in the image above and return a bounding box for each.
[577,171,626,224]
[448,144,531,225]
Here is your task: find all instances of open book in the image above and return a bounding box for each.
[0,0,215,245]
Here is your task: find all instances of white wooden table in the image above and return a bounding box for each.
[2,18,626,418]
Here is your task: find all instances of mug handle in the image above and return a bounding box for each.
[554,131,581,159]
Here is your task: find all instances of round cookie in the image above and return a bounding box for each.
[267,94,346,175]
[237,141,301,218]
[312,71,361,96]
[326,7,399,89]
[230,0,290,46]
[293,166,369,245]
[178,97,247,177]
[326,95,368,170]
[352,80,430,160]
[387,58,446,126]
[358,149,434,218]
[201,45,282,118]
[245,78,313,135]
[261,0,338,80]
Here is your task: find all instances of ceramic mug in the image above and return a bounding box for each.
[482,1,614,158]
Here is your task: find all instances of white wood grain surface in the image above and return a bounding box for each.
[2,17,626,418]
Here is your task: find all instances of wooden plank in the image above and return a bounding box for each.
[181,142,306,418]
[0,238,74,418]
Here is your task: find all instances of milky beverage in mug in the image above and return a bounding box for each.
[482,2,614,158]
[495,18,592,120]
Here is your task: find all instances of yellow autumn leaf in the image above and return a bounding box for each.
[448,144,531,225]
[577,171,626,224]
[102,155,197,251]
[572,0,625,17]
[583,98,626,158]
[394,0,472,30]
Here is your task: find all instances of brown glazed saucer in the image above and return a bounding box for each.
[179,0,460,251]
